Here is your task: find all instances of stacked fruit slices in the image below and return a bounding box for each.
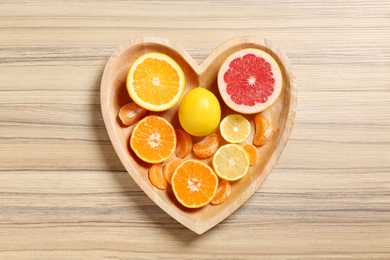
[117,48,282,209]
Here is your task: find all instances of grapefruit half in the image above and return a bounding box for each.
[217,48,283,114]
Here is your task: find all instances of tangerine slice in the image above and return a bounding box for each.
[148,163,167,190]
[175,129,192,158]
[218,48,283,114]
[118,102,147,126]
[130,115,176,164]
[163,157,183,185]
[171,159,218,208]
[127,52,186,111]
[193,133,220,159]
[210,179,231,205]
[243,144,258,166]
[253,114,274,147]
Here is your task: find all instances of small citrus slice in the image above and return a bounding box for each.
[163,157,183,185]
[172,159,218,208]
[212,144,250,181]
[220,114,251,143]
[148,163,167,190]
[243,144,258,166]
[118,102,147,126]
[193,133,220,159]
[210,179,231,205]
[253,114,274,146]
[130,115,176,164]
[175,129,192,158]
[127,52,185,111]
[218,48,283,114]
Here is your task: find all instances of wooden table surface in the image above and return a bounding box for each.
[1,1,389,258]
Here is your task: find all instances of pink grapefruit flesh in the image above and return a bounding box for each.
[217,48,283,114]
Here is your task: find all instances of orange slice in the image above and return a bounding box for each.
[130,115,176,164]
[212,144,250,181]
[127,52,185,111]
[171,159,218,208]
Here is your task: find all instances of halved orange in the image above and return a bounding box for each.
[171,159,218,208]
[130,115,176,164]
[127,52,186,111]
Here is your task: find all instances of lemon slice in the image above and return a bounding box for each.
[212,144,250,181]
[220,114,251,143]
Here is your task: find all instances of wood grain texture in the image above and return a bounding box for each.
[1,0,389,258]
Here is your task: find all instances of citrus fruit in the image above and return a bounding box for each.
[243,144,258,166]
[118,102,147,126]
[175,129,192,158]
[148,163,167,190]
[163,157,183,185]
[217,48,283,114]
[219,114,251,143]
[178,87,221,136]
[253,114,274,146]
[171,159,218,208]
[212,144,250,181]
[127,52,185,111]
[130,115,176,164]
[192,133,220,159]
[210,179,231,205]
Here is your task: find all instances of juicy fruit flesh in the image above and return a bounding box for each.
[127,52,185,112]
[224,54,275,106]
[220,114,251,143]
[133,57,180,105]
[130,116,176,164]
[172,160,218,208]
[212,144,250,181]
[218,48,283,114]
[178,87,221,137]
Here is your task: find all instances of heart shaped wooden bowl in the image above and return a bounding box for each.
[101,36,297,234]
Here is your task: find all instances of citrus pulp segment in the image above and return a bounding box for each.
[212,144,250,181]
[130,115,176,164]
[220,114,251,143]
[253,114,274,147]
[171,159,219,208]
[217,48,283,114]
[127,52,185,111]
[243,144,258,166]
[192,133,220,159]
[175,129,192,158]
[210,179,231,205]
[118,102,147,126]
[148,163,167,190]
[163,157,183,185]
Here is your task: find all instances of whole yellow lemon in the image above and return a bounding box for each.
[178,87,221,137]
